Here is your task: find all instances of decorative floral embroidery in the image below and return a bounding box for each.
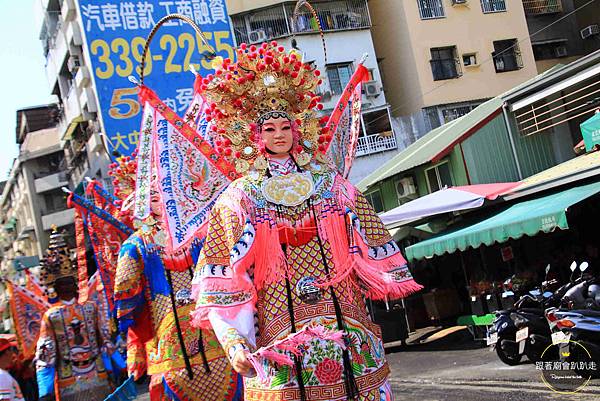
[314,358,343,385]
[196,291,254,307]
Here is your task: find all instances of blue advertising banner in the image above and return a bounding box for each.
[77,0,234,157]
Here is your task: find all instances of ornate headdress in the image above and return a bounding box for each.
[108,152,138,225]
[39,226,76,287]
[199,41,331,173]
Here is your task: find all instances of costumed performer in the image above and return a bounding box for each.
[35,228,113,401]
[191,41,423,401]
[112,156,242,401]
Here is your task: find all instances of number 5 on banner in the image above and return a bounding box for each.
[109,88,140,119]
[214,31,234,60]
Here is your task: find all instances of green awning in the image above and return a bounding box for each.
[581,112,600,152]
[405,181,600,261]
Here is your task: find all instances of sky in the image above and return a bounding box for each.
[0,0,56,181]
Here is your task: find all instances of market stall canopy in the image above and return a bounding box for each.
[405,181,600,261]
[581,110,600,152]
[380,182,521,228]
[504,150,600,200]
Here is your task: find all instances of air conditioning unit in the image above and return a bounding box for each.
[554,45,568,58]
[452,0,468,5]
[67,55,81,73]
[363,81,381,98]
[248,29,268,44]
[396,177,416,199]
[580,24,599,39]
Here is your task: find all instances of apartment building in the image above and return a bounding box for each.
[0,105,73,283]
[35,0,112,191]
[524,0,600,72]
[227,0,401,183]
[369,0,538,136]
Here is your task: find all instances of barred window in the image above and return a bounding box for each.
[326,63,353,95]
[417,0,445,20]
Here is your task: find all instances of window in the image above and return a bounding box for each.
[462,53,478,67]
[231,1,371,44]
[425,162,453,193]
[424,100,485,130]
[480,0,506,13]
[430,47,461,81]
[363,109,392,136]
[492,39,523,73]
[288,0,371,32]
[43,190,67,214]
[532,40,568,60]
[417,0,445,19]
[356,108,397,156]
[522,0,562,16]
[440,102,482,123]
[365,190,385,213]
[326,63,353,95]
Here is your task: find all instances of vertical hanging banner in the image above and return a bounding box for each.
[77,0,234,157]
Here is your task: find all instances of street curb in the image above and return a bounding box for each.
[388,378,600,396]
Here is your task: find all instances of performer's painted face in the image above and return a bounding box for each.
[261,117,293,155]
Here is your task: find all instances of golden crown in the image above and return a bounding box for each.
[199,41,330,173]
[39,226,76,287]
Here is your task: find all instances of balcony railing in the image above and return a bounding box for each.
[231,0,370,45]
[41,209,74,231]
[522,0,562,16]
[356,133,397,156]
[34,172,69,194]
[481,0,507,13]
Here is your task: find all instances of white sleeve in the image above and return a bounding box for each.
[208,303,256,361]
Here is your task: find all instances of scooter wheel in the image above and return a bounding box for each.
[525,348,543,363]
[496,339,522,366]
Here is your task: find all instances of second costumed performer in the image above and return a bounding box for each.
[191,42,423,401]
[112,157,242,401]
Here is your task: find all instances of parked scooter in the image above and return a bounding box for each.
[561,262,600,310]
[546,308,600,378]
[488,265,557,365]
[543,261,600,377]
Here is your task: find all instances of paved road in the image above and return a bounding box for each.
[386,328,600,400]
[133,328,600,400]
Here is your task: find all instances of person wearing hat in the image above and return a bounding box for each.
[35,228,113,401]
[0,335,36,401]
[0,337,24,401]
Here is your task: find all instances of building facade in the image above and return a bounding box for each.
[36,0,112,191]
[227,0,400,183]
[525,0,600,72]
[0,105,73,285]
[368,0,538,138]
[358,50,600,215]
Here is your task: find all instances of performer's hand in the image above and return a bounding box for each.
[232,350,255,377]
